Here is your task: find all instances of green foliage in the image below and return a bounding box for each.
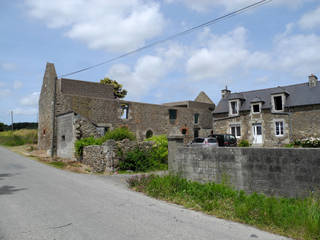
[100,77,127,99]
[0,129,37,146]
[128,175,320,240]
[0,122,37,132]
[119,147,161,172]
[48,161,66,169]
[145,135,168,164]
[294,138,320,148]
[238,139,250,147]
[75,127,135,156]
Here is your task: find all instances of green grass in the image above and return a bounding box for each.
[0,129,37,146]
[48,161,67,169]
[128,174,320,240]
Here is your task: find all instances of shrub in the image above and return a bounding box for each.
[119,147,161,172]
[75,127,135,156]
[238,139,250,147]
[145,135,168,164]
[293,137,320,148]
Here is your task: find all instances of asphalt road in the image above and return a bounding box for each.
[0,146,290,240]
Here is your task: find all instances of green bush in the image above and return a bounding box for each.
[75,127,135,156]
[145,135,168,164]
[238,139,250,147]
[293,138,320,148]
[128,174,320,240]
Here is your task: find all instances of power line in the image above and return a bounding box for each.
[60,0,272,78]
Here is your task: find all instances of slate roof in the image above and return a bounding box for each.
[60,78,115,99]
[214,81,320,114]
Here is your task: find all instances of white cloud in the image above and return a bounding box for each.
[167,0,309,12]
[108,44,184,99]
[0,81,5,87]
[20,92,40,106]
[13,80,23,89]
[299,6,320,30]
[0,63,16,71]
[186,27,271,81]
[25,0,164,52]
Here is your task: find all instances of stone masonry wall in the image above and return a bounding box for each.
[55,91,213,142]
[169,143,320,198]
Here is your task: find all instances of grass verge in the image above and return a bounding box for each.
[128,174,320,240]
[0,129,37,146]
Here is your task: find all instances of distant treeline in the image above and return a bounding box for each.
[0,122,38,131]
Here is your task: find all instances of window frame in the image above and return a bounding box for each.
[251,103,261,114]
[120,103,129,119]
[271,94,285,113]
[230,124,241,138]
[194,113,199,124]
[229,100,240,116]
[169,109,177,120]
[275,121,284,137]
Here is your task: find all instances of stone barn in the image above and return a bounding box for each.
[38,63,215,159]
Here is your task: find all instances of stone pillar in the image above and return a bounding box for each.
[167,127,184,172]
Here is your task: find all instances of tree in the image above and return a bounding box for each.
[100,77,127,99]
[0,122,7,132]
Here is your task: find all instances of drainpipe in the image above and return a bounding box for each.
[50,77,57,158]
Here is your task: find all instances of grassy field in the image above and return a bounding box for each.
[128,174,320,240]
[0,129,37,146]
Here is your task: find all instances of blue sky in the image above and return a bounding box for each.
[1,0,320,124]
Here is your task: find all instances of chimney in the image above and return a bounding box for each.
[309,74,318,88]
[221,86,231,98]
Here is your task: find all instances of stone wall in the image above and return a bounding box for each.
[82,139,154,173]
[168,138,320,198]
[213,105,320,147]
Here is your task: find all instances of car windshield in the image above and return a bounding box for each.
[193,138,204,143]
[207,138,217,143]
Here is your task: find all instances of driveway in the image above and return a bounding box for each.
[0,146,290,240]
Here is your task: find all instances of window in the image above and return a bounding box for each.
[61,135,65,141]
[169,109,177,120]
[230,125,241,138]
[275,121,284,136]
[230,101,238,115]
[194,113,199,124]
[273,96,283,111]
[146,130,153,138]
[181,128,187,135]
[194,129,199,138]
[252,104,260,113]
[120,104,129,119]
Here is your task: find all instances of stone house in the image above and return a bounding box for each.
[38,63,215,158]
[213,75,320,147]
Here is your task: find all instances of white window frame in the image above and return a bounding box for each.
[251,103,261,114]
[229,100,240,116]
[275,121,284,137]
[271,94,285,113]
[230,124,241,138]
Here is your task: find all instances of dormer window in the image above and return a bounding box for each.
[229,100,239,116]
[271,94,285,112]
[252,104,260,113]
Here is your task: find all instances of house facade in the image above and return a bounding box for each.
[213,75,320,147]
[38,63,215,158]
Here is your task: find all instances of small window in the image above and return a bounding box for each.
[230,125,241,138]
[275,121,284,136]
[121,104,129,119]
[273,96,283,111]
[169,109,177,120]
[181,128,187,135]
[146,130,153,138]
[230,101,238,115]
[252,104,260,113]
[194,113,199,124]
[61,135,66,141]
[42,129,46,136]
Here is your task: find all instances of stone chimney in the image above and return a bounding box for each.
[221,86,231,98]
[309,74,318,88]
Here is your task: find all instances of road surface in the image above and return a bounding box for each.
[0,146,290,240]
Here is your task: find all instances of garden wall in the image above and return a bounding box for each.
[168,136,320,198]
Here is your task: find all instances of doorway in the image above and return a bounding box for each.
[252,123,263,145]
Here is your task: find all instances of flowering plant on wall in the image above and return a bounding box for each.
[293,137,320,148]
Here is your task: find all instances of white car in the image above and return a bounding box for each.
[190,137,218,147]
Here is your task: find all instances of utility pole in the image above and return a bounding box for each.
[10,111,13,131]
